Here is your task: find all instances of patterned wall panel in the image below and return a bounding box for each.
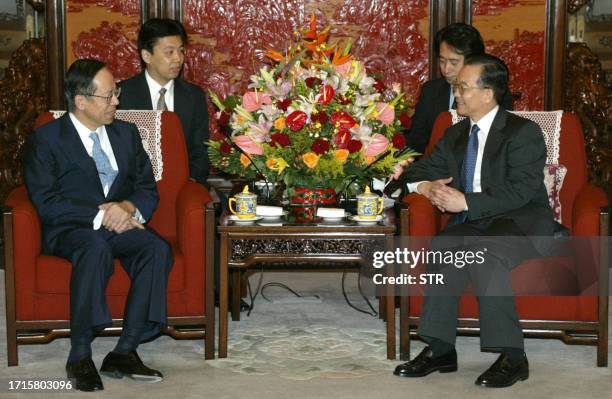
[183,0,429,110]
[66,0,141,81]
[472,0,546,110]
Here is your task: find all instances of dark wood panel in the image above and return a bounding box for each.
[545,0,567,110]
[46,0,64,109]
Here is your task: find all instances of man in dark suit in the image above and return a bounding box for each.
[119,18,209,184]
[25,59,173,391]
[393,54,554,387]
[407,23,513,153]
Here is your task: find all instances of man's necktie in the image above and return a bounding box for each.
[89,132,118,192]
[454,124,479,224]
[461,124,480,193]
[157,87,168,111]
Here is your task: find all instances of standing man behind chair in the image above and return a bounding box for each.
[406,23,513,153]
[394,54,555,387]
[119,18,209,184]
[25,59,173,391]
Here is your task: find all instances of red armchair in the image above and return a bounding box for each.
[399,111,609,366]
[3,111,216,365]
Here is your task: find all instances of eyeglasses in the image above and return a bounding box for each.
[451,84,489,95]
[81,87,121,104]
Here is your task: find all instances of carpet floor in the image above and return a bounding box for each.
[1,271,611,399]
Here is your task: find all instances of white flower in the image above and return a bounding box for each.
[260,104,282,121]
[246,115,273,143]
[350,124,373,143]
[354,92,379,107]
[328,75,349,95]
[358,76,376,92]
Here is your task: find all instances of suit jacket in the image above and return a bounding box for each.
[407,77,513,153]
[401,109,555,238]
[118,72,209,184]
[24,114,159,253]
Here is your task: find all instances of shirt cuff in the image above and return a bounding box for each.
[93,210,104,230]
[407,181,427,194]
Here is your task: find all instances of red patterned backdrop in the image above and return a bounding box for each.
[472,0,546,110]
[68,0,141,80]
[65,0,429,137]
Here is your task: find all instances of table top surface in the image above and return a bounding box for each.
[218,207,397,234]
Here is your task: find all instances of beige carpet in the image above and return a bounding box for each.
[1,270,611,399]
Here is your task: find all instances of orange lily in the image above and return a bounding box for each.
[265,48,284,62]
[331,47,352,65]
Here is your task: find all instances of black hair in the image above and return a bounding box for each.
[138,18,188,55]
[434,23,485,58]
[464,54,509,105]
[64,59,106,112]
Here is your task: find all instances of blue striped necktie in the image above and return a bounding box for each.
[89,132,118,192]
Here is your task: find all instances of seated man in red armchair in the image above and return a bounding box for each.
[394,54,556,388]
[24,59,173,391]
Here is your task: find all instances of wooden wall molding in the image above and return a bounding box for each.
[564,42,612,192]
[0,38,47,203]
[545,0,567,110]
[46,0,64,110]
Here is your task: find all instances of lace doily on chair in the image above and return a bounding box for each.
[52,110,163,181]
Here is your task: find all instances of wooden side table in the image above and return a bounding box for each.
[217,209,397,359]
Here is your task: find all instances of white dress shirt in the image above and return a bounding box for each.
[145,70,175,111]
[407,105,500,209]
[69,113,144,229]
[448,86,455,110]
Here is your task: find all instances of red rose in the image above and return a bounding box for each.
[347,139,363,153]
[331,111,357,133]
[305,77,321,88]
[286,110,308,131]
[218,111,231,126]
[399,112,412,130]
[312,111,328,125]
[374,79,386,92]
[392,133,406,150]
[220,141,232,154]
[333,130,351,149]
[277,98,292,111]
[317,85,335,105]
[311,138,330,155]
[271,133,291,147]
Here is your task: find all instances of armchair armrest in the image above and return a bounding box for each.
[572,183,609,236]
[176,180,212,257]
[3,186,41,315]
[402,192,440,236]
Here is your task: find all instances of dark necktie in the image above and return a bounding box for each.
[454,124,479,224]
[157,87,168,111]
[90,132,118,192]
[461,124,480,193]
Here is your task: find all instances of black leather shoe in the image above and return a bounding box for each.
[475,353,529,388]
[66,358,104,392]
[393,347,457,377]
[100,351,163,382]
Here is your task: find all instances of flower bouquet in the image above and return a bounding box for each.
[208,15,418,208]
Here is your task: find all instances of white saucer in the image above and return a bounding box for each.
[320,215,345,223]
[257,211,288,222]
[350,215,383,225]
[228,215,263,225]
